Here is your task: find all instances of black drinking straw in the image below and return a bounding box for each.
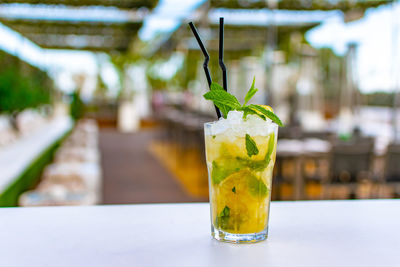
[188,21,222,119]
[219,17,227,92]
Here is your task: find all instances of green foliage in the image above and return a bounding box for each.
[0,52,52,113]
[0,129,70,206]
[318,48,343,102]
[147,75,168,91]
[70,91,84,121]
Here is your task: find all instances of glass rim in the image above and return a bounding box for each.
[203,120,279,127]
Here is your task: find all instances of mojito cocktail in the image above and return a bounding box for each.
[205,111,278,243]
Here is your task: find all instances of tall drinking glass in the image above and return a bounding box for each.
[204,116,278,243]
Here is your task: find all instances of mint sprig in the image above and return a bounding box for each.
[203,77,283,126]
[203,82,241,118]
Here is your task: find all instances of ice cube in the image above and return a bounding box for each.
[226,110,243,122]
[208,110,275,137]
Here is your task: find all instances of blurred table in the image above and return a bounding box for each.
[1,200,399,267]
[277,138,331,156]
[0,117,73,203]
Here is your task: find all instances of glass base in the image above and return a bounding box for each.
[211,226,268,243]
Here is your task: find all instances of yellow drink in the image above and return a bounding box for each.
[204,114,278,243]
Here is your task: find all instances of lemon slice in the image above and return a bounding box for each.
[258,105,273,112]
[213,170,269,233]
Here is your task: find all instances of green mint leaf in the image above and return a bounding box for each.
[244,77,258,105]
[235,132,276,171]
[216,205,231,230]
[211,161,225,184]
[239,106,267,121]
[204,82,241,118]
[232,186,236,193]
[215,103,231,119]
[245,134,259,157]
[204,90,231,118]
[239,106,260,120]
[210,82,224,91]
[220,206,230,217]
[248,104,284,127]
[235,156,268,171]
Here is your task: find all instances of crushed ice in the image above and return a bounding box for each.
[207,110,276,137]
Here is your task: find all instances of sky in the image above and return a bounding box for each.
[0,0,398,94]
[307,3,400,93]
[139,0,204,40]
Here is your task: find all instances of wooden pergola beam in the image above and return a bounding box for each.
[0,0,158,9]
[0,17,142,51]
[23,33,132,51]
[209,0,393,11]
[1,18,141,36]
[177,23,318,52]
[0,0,158,51]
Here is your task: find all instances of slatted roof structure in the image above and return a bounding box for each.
[210,0,393,11]
[0,0,157,9]
[154,13,320,59]
[146,0,395,90]
[197,24,317,52]
[0,0,158,52]
[161,0,393,56]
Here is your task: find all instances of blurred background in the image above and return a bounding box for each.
[0,0,400,207]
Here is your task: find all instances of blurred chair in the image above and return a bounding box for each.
[272,155,294,200]
[324,137,375,199]
[383,143,400,197]
[277,125,302,139]
[300,131,333,199]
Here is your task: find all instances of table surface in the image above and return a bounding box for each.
[1,200,399,267]
[0,116,73,192]
[277,138,331,156]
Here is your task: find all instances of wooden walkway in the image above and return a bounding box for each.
[99,129,206,204]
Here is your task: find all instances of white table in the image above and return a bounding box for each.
[1,200,399,267]
[0,116,73,193]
